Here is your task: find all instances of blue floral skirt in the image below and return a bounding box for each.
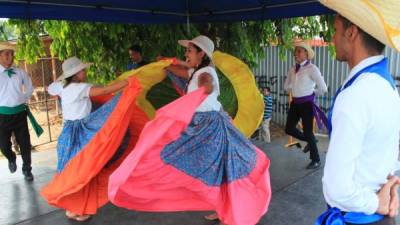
[161,110,257,186]
[56,94,127,172]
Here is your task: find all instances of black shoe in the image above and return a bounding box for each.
[23,171,34,182]
[8,161,17,173]
[306,161,321,170]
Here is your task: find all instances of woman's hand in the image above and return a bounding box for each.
[157,55,188,67]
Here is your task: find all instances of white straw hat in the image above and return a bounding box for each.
[320,0,400,51]
[57,56,92,81]
[294,41,315,60]
[178,35,215,59]
[0,43,16,52]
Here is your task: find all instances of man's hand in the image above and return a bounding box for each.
[388,175,400,217]
[377,176,400,216]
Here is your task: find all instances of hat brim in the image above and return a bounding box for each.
[319,0,399,51]
[178,39,213,59]
[0,45,16,52]
[178,40,190,48]
[56,62,92,81]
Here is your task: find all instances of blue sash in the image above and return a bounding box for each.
[315,206,384,225]
[327,58,395,135]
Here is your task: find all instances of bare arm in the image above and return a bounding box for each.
[165,65,189,79]
[89,80,128,97]
[198,73,213,94]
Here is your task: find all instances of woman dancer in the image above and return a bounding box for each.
[43,56,141,221]
[109,36,271,225]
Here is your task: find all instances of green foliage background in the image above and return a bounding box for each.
[1,16,334,84]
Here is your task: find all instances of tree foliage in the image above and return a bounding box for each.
[7,19,46,63]
[0,20,17,41]
[0,16,334,84]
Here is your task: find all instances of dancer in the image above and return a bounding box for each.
[42,56,141,221]
[316,1,400,224]
[0,43,42,181]
[284,41,327,169]
[109,35,271,225]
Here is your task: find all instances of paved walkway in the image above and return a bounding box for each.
[0,135,396,225]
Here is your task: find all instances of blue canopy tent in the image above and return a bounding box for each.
[0,0,333,24]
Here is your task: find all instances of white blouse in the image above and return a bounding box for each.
[187,66,222,112]
[48,81,93,120]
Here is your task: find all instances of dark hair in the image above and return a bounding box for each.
[337,14,385,54]
[184,44,212,93]
[129,45,142,54]
[191,44,211,71]
[264,87,270,92]
[63,76,74,88]
[63,72,82,88]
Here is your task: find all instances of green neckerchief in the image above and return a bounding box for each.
[4,68,16,78]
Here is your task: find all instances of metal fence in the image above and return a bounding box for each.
[18,57,63,147]
[253,46,400,131]
[19,47,400,146]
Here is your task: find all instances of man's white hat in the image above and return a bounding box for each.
[0,43,16,52]
[178,35,215,59]
[320,0,400,51]
[57,56,92,81]
[294,41,315,60]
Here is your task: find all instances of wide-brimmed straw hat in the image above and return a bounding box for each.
[320,0,400,51]
[178,35,214,59]
[294,41,315,60]
[57,56,92,81]
[0,43,16,52]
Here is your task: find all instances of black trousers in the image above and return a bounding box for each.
[0,111,32,172]
[285,102,320,162]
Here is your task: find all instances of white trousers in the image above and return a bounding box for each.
[260,118,271,143]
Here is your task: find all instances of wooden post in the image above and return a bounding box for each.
[51,56,60,114]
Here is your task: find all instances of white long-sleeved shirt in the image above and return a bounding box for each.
[284,60,327,97]
[0,64,34,107]
[323,55,400,214]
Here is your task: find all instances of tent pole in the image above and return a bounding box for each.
[186,15,190,34]
[186,0,190,35]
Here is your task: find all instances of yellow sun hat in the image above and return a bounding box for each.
[320,0,400,51]
[0,43,16,52]
[294,41,315,60]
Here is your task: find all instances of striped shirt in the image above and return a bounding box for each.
[263,95,272,119]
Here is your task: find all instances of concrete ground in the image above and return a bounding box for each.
[0,135,396,225]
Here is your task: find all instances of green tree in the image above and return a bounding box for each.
[0,16,334,84]
[0,19,16,41]
[7,20,46,63]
